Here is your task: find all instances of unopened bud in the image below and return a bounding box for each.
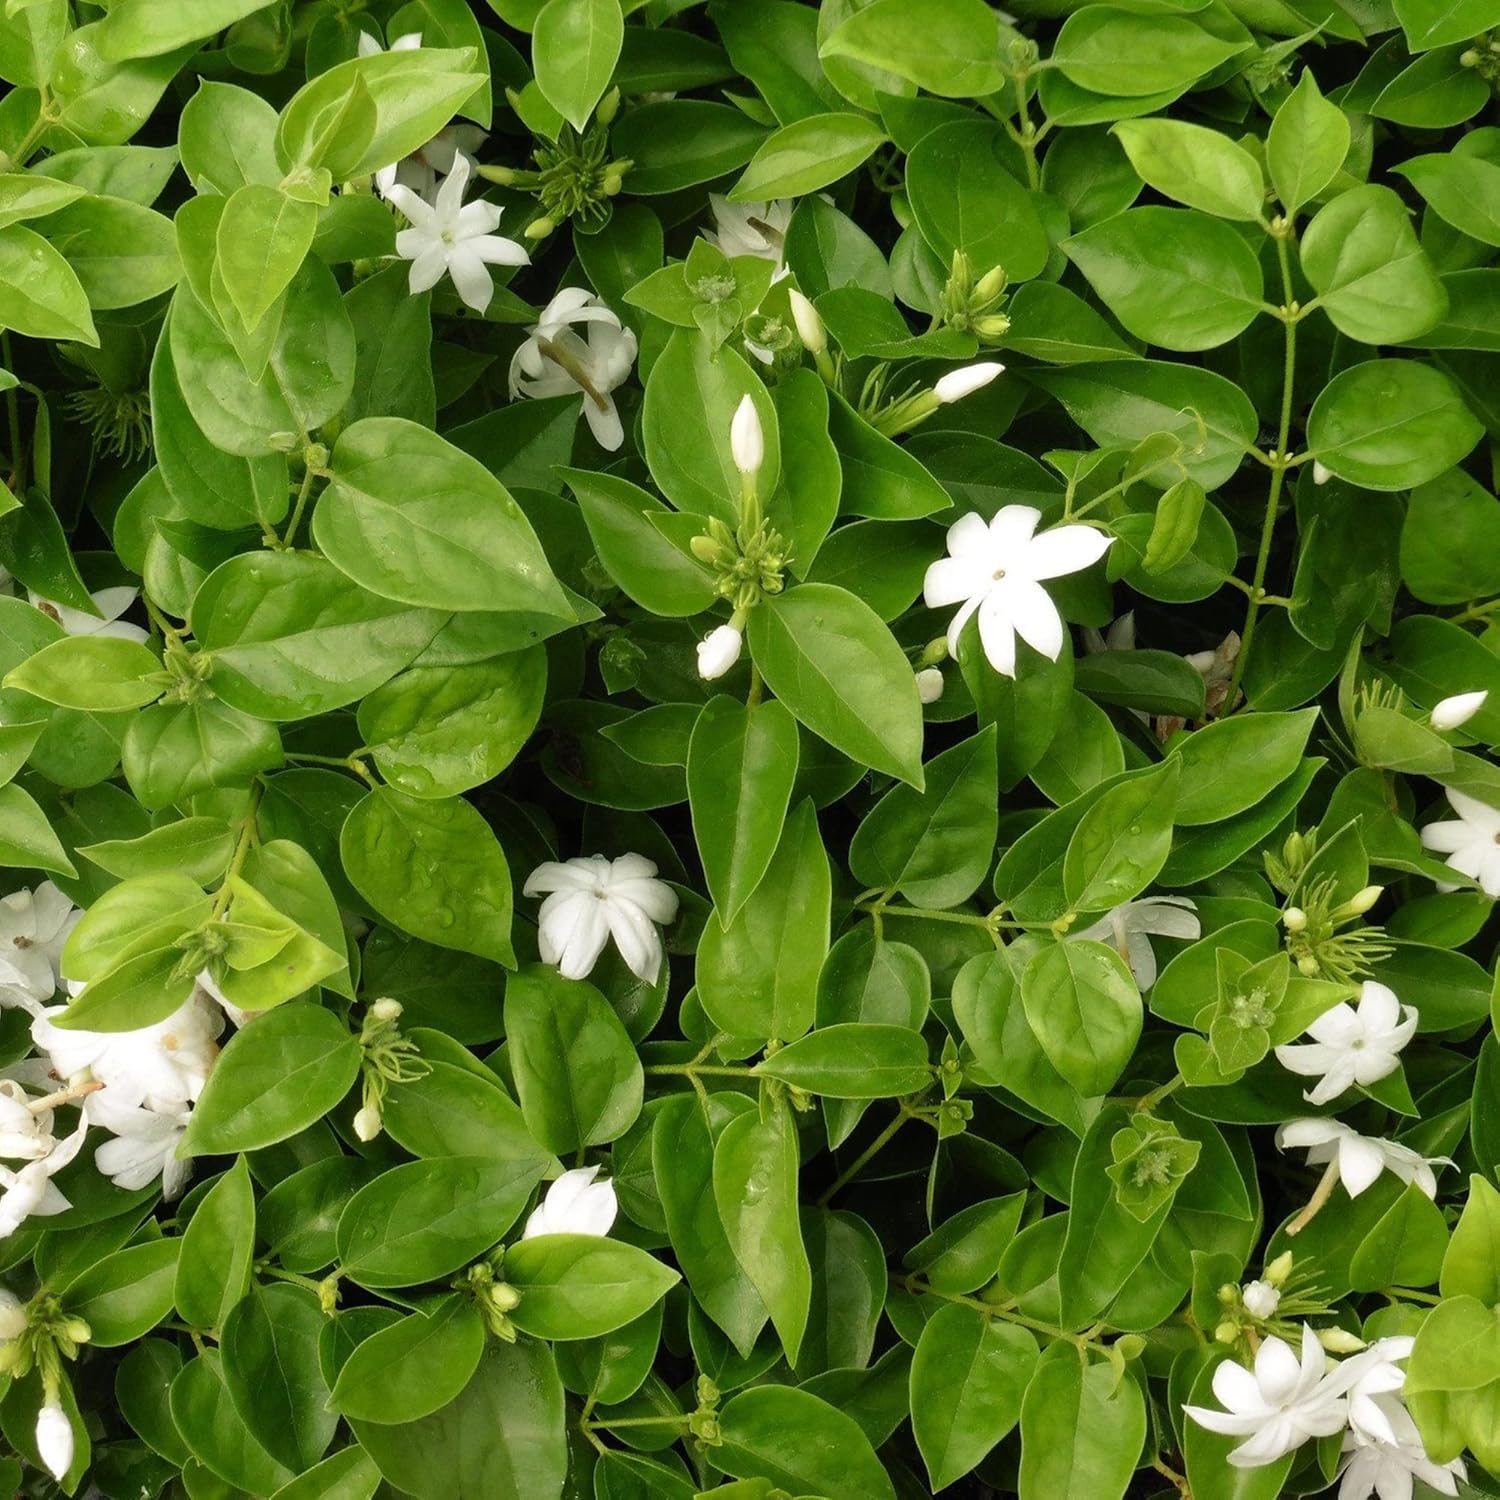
[934,361,1004,404]
[0,1291,24,1343]
[372,998,403,1022]
[525,216,555,239]
[1342,885,1383,917]
[1282,907,1307,932]
[489,1282,521,1313]
[696,624,743,681]
[1317,1326,1366,1353]
[1461,47,1481,65]
[478,164,523,186]
[1430,690,1488,732]
[788,288,825,354]
[730,395,763,477]
[975,313,1012,339]
[353,1105,382,1142]
[1214,1321,1239,1344]
[1312,460,1332,485]
[915,667,944,704]
[602,172,624,196]
[974,264,1008,302]
[1265,1250,1294,1286]
[35,1405,72,1482]
[1297,954,1320,976]
[596,87,621,126]
[1241,1280,1280,1319]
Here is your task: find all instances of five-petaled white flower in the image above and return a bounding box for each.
[29,586,147,644]
[86,1092,192,1200]
[1275,1119,1447,1201]
[387,154,528,315]
[1274,981,1418,1106]
[508,287,638,452]
[1338,1391,1464,1499]
[923,505,1113,678]
[1419,788,1500,897]
[0,883,79,1011]
[522,1165,618,1240]
[1184,1322,1350,1467]
[524,853,678,983]
[1070,897,1199,990]
[34,1402,73,1481]
[702,195,793,274]
[0,1115,86,1237]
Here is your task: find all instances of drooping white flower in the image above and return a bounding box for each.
[702,195,793,274]
[87,1092,192,1200]
[933,362,1004,404]
[1083,612,1136,655]
[34,1402,73,1482]
[0,1116,86,1237]
[28,587,147,644]
[916,666,944,704]
[1429,690,1488,732]
[1275,1119,1448,1201]
[1337,1386,1464,1499]
[1274,981,1417,1106]
[387,154,528,315]
[730,395,763,478]
[1069,897,1200,990]
[1183,1323,1350,1468]
[0,1288,25,1342]
[0,1081,61,1161]
[1241,1279,1280,1320]
[508,287,637,451]
[696,624,742,681]
[923,506,1113,678]
[0,883,79,1011]
[524,854,678,983]
[522,1164,618,1239]
[31,990,223,1113]
[1419,788,1500,897]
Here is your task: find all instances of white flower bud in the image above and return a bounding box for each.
[1312,460,1332,485]
[915,667,944,704]
[0,1289,24,1342]
[1281,907,1307,933]
[371,998,403,1022]
[696,624,743,681]
[353,1105,382,1142]
[788,288,825,353]
[730,395,763,477]
[1317,1326,1366,1354]
[35,1403,72,1481]
[934,361,1004,404]
[1344,885,1383,916]
[1241,1280,1280,1319]
[1430,690,1488,731]
[1265,1250,1294,1286]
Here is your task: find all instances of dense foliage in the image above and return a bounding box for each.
[0,0,1499,1496]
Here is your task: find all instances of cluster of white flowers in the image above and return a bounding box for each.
[1186,1324,1464,1497]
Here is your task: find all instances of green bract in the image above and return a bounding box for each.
[0,2,1496,1498]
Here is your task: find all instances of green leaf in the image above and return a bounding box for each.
[849,726,997,908]
[731,113,886,200]
[179,81,282,194]
[337,1156,545,1289]
[95,0,278,59]
[39,194,179,310]
[1052,10,1243,97]
[80,817,236,885]
[1301,185,1446,345]
[749,584,924,786]
[1307,359,1482,491]
[216,185,317,333]
[717,1385,896,1500]
[1267,70,1350,213]
[341,786,515,967]
[270,1448,381,1500]
[911,1305,1037,1490]
[0,782,75,876]
[329,1298,486,1423]
[714,1099,812,1365]
[533,0,623,133]
[1020,940,1142,1097]
[0,224,98,344]
[1062,757,1179,911]
[755,1023,931,1098]
[61,1239,178,1347]
[122,698,284,812]
[1442,1175,1500,1303]
[504,967,642,1154]
[688,696,800,923]
[1397,147,1500,247]
[1064,208,1263,352]
[3,634,160,711]
[170,1350,292,1494]
[175,1158,256,1333]
[507,1236,680,1340]
[182,1003,360,1155]
[1017,1341,1146,1500]
[819,0,1004,98]
[1395,0,1500,47]
[1168,708,1318,825]
[697,798,830,1043]
[1111,119,1265,220]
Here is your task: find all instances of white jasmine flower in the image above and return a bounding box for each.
[387,154,528,315]
[1241,1279,1280,1320]
[523,853,678,983]
[1183,1323,1350,1467]
[1326,1337,1415,1446]
[0,1116,86,1237]
[508,287,637,451]
[357,28,421,58]
[28,586,147,644]
[923,506,1113,678]
[0,1081,60,1161]
[933,362,1004,404]
[1083,612,1136,655]
[1275,1119,1447,1201]
[192,967,254,1031]
[1419,788,1500,897]
[1337,1385,1464,1499]
[34,1402,73,1482]
[522,1164,618,1239]
[1429,690,1488,732]
[0,883,79,1011]
[789,288,825,352]
[31,990,223,1113]
[730,395,763,478]
[696,623,742,681]
[0,1288,25,1342]
[702,195,793,274]
[87,1092,191,1200]
[1274,981,1417,1106]
[916,666,944,704]
[1070,896,1199,989]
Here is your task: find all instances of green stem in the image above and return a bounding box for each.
[856,900,1022,932]
[747,662,763,708]
[1225,229,1299,713]
[896,1274,1100,1349]
[0,92,51,173]
[279,467,318,549]
[210,783,263,919]
[1451,597,1500,625]
[584,1413,692,1432]
[1133,1073,1184,1112]
[2,332,23,492]
[817,1103,918,1207]
[643,1063,755,1079]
